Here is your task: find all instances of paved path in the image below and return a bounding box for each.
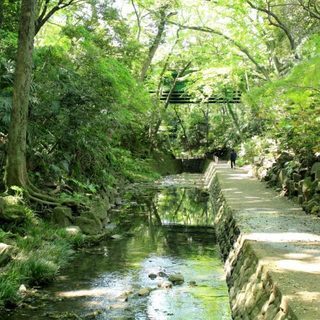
[213,162,320,319]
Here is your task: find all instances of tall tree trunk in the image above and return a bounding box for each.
[0,0,3,29]
[140,7,176,82]
[5,0,36,188]
[140,8,167,82]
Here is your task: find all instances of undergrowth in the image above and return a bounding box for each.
[0,200,86,308]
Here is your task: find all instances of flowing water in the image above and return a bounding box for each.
[4,179,231,320]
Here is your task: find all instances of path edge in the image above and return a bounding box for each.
[204,162,298,320]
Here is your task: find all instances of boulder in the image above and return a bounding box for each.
[52,206,73,227]
[91,199,110,222]
[0,196,27,223]
[0,243,14,267]
[74,216,102,235]
[168,273,184,285]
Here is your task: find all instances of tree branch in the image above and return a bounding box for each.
[131,0,141,41]
[246,0,298,57]
[167,20,270,80]
[35,0,82,35]
[298,0,320,20]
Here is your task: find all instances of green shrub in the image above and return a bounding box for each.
[16,256,59,285]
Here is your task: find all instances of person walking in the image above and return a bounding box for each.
[230,149,237,169]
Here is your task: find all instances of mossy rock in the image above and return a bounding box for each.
[0,196,28,223]
[52,206,73,227]
[91,199,110,222]
[168,273,184,285]
[74,215,102,235]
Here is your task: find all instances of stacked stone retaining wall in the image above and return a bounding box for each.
[206,166,297,320]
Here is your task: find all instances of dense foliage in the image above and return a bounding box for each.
[0,0,319,307]
[1,0,318,187]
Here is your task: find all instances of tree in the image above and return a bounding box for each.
[140,5,176,81]
[35,0,82,35]
[5,0,37,189]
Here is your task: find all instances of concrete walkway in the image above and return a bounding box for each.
[213,162,320,319]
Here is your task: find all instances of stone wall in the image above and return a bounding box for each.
[207,170,297,320]
[252,153,320,217]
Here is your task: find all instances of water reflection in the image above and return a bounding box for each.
[152,188,212,226]
[3,186,231,320]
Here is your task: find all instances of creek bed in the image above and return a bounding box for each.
[4,184,231,320]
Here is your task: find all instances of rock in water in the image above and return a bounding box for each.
[148,273,157,280]
[157,271,168,278]
[158,281,173,289]
[138,287,152,296]
[168,273,184,285]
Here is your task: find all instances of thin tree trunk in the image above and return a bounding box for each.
[173,105,189,149]
[5,0,37,188]
[226,102,241,136]
[131,0,142,41]
[152,61,192,138]
[140,8,167,81]
[140,7,176,81]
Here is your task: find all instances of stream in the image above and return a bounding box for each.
[4,176,231,319]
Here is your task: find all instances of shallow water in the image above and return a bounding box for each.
[4,185,231,320]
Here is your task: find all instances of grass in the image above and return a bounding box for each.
[0,198,86,308]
